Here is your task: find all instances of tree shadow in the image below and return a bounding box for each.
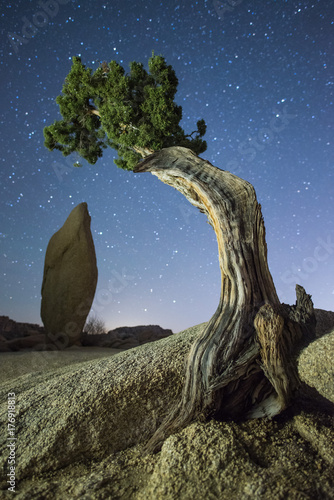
[281,382,334,423]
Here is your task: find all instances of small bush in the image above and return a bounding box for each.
[84,315,106,335]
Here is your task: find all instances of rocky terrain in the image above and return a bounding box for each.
[81,324,173,349]
[0,316,46,352]
[0,316,173,352]
[0,309,333,499]
[0,316,45,338]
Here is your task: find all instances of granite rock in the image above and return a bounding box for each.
[0,310,333,498]
[81,324,173,349]
[41,203,98,347]
[0,318,172,352]
[0,323,201,483]
[0,316,45,341]
[5,334,48,352]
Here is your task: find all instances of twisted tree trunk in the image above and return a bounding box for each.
[133,146,315,453]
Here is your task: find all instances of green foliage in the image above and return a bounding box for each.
[44,52,207,170]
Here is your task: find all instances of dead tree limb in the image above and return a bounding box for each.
[134,146,316,452]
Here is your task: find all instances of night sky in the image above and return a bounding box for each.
[1,0,333,333]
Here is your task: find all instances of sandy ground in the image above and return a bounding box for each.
[0,346,124,385]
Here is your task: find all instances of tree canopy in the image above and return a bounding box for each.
[44,52,207,170]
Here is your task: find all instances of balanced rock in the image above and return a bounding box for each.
[41,203,98,348]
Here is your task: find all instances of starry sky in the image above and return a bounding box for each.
[1,0,333,333]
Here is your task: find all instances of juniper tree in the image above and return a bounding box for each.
[43,52,207,170]
[44,53,315,454]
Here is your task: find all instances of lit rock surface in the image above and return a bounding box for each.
[298,308,334,403]
[0,310,333,498]
[40,202,98,347]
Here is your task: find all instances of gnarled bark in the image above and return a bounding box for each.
[134,146,316,452]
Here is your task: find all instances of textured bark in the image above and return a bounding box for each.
[134,146,315,452]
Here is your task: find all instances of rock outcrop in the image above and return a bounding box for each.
[0,309,333,498]
[81,324,173,349]
[4,334,48,352]
[0,316,46,352]
[40,203,98,347]
[0,317,172,352]
[0,316,45,339]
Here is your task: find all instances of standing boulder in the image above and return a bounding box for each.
[41,203,98,348]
